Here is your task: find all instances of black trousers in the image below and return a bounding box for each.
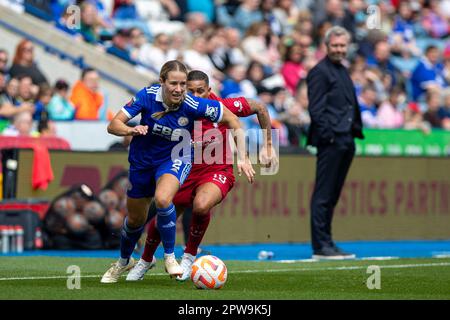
[310,133,355,252]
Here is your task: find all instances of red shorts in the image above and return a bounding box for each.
[173,165,235,208]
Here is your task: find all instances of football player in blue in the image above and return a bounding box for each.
[101,60,254,283]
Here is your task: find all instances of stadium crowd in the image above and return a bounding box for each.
[0,0,450,146]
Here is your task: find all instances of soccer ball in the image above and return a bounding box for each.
[190,255,227,289]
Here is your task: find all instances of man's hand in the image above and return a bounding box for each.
[237,157,255,184]
[128,125,148,136]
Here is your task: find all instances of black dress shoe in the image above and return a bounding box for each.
[312,246,356,260]
[333,245,355,257]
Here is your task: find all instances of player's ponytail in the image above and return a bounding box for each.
[151,110,169,119]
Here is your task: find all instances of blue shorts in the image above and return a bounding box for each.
[127,159,192,199]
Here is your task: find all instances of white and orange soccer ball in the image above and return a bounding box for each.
[190,255,228,289]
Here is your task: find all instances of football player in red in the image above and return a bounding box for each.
[126,70,278,281]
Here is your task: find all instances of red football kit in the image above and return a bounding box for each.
[173,92,252,207]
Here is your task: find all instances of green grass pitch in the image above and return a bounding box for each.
[0,257,449,299]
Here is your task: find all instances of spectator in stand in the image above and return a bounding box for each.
[260,0,283,37]
[55,6,85,41]
[367,40,400,88]
[9,40,48,86]
[272,0,301,36]
[443,46,450,86]
[341,0,365,39]
[77,0,114,29]
[184,12,208,40]
[183,35,223,82]
[0,49,9,75]
[410,45,446,103]
[246,60,266,91]
[0,78,21,119]
[217,0,263,35]
[423,90,444,129]
[224,27,248,66]
[47,79,75,121]
[206,28,232,73]
[1,111,38,137]
[440,88,450,130]
[313,0,345,29]
[281,42,307,96]
[421,0,450,39]
[70,68,112,120]
[390,0,422,57]
[106,28,137,65]
[403,101,430,134]
[241,21,280,76]
[273,82,310,146]
[0,73,5,96]
[220,64,249,98]
[377,86,405,129]
[358,85,379,128]
[79,1,102,45]
[187,0,215,23]
[112,0,153,41]
[17,75,36,105]
[33,85,52,121]
[136,33,177,72]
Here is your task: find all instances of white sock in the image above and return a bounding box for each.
[139,258,151,266]
[183,253,195,261]
[164,253,175,259]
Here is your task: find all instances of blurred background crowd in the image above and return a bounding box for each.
[0,0,450,147]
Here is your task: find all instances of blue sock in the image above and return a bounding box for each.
[156,203,177,254]
[120,217,144,260]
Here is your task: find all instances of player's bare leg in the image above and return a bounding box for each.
[177,183,223,281]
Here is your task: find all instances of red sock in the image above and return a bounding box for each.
[185,211,211,256]
[142,217,161,263]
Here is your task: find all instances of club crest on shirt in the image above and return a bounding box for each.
[178,117,189,126]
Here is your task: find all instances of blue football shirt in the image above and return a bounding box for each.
[122,85,223,169]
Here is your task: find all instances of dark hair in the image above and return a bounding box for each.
[55,79,69,91]
[425,45,438,54]
[81,67,96,80]
[17,74,32,82]
[159,60,188,82]
[187,70,209,85]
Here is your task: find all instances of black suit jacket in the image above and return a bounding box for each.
[306,56,364,147]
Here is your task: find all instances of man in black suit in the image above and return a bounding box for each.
[306,26,364,259]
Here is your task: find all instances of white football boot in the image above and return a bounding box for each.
[176,253,196,282]
[164,253,183,277]
[100,258,135,283]
[126,257,157,281]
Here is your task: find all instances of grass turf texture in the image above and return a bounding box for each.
[0,257,449,299]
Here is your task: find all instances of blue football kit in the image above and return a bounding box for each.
[122,84,223,198]
[118,84,223,257]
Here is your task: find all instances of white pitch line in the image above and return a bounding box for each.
[1,261,449,282]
